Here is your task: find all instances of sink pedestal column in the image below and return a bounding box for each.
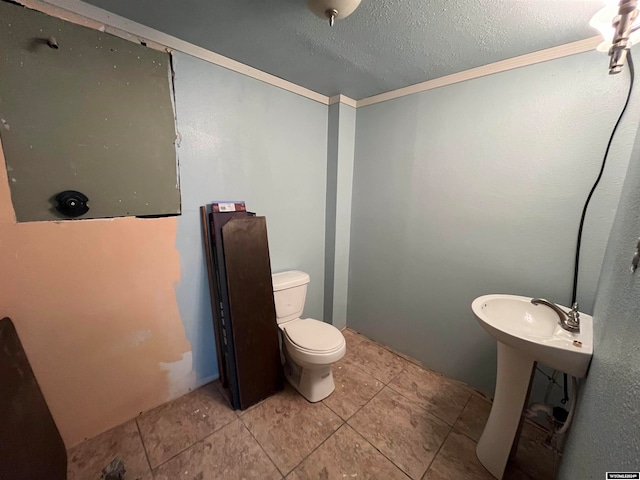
[476,342,536,479]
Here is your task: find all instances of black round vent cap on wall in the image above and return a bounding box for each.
[54,190,89,218]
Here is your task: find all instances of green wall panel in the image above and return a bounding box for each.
[0,1,180,221]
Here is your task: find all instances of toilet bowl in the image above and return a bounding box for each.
[272,270,346,402]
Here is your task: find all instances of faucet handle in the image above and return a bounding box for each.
[569,302,580,322]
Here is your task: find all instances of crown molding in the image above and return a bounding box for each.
[329,95,357,107]
[19,0,330,105]
[356,37,602,108]
[18,0,601,110]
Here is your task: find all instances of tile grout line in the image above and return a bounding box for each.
[380,362,470,478]
[340,356,391,385]
[346,329,419,366]
[445,394,474,443]
[357,435,418,480]
[149,415,241,472]
[441,394,491,458]
[384,380,469,429]
[236,416,286,479]
[337,332,420,426]
[74,335,551,480]
[154,415,238,470]
[342,357,410,422]
[236,392,292,476]
[347,383,442,480]
[283,417,348,478]
[445,396,550,479]
[346,328,479,397]
[134,417,154,476]
[323,331,410,423]
[343,371,430,480]
[247,334,464,479]
[341,333,475,479]
[209,341,487,478]
[273,338,407,478]
[455,427,483,445]
[349,425,412,480]
[450,391,473,426]
[321,358,390,421]
[141,389,239,471]
[419,424,454,480]
[236,388,347,477]
[418,367,474,477]
[321,398,351,421]
[332,359,419,478]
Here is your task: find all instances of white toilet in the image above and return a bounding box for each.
[272,270,346,402]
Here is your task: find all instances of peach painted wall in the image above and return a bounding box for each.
[0,141,192,447]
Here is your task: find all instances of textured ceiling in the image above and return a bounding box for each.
[81,0,605,99]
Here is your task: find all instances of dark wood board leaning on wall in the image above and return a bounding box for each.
[208,203,253,408]
[0,317,67,480]
[202,202,283,410]
[221,217,283,408]
[200,206,228,389]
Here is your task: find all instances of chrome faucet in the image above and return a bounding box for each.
[531,298,580,333]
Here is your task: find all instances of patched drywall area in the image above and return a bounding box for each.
[559,115,640,476]
[171,52,328,382]
[348,49,640,398]
[0,141,191,447]
[0,1,180,222]
[0,3,331,446]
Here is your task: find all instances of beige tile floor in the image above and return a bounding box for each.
[67,329,559,479]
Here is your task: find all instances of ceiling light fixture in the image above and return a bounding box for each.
[307,0,362,26]
[590,0,640,73]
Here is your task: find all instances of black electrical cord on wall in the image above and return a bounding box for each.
[563,51,635,404]
[572,52,635,305]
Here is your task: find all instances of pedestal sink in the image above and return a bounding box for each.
[471,294,593,479]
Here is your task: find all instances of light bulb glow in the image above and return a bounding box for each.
[590,3,640,51]
[590,5,622,39]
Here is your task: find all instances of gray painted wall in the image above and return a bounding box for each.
[559,102,640,478]
[348,50,640,397]
[324,102,356,329]
[172,52,328,384]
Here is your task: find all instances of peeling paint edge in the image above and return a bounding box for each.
[159,351,196,400]
[22,0,600,109]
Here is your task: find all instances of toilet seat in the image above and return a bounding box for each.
[282,318,344,352]
[281,318,346,365]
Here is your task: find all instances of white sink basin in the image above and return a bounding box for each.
[472,294,594,478]
[472,294,593,378]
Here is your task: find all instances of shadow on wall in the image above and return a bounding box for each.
[173,209,219,384]
[347,50,640,400]
[559,115,640,477]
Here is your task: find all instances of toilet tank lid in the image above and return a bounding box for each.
[272,270,310,291]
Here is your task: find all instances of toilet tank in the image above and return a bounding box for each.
[272,270,310,324]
